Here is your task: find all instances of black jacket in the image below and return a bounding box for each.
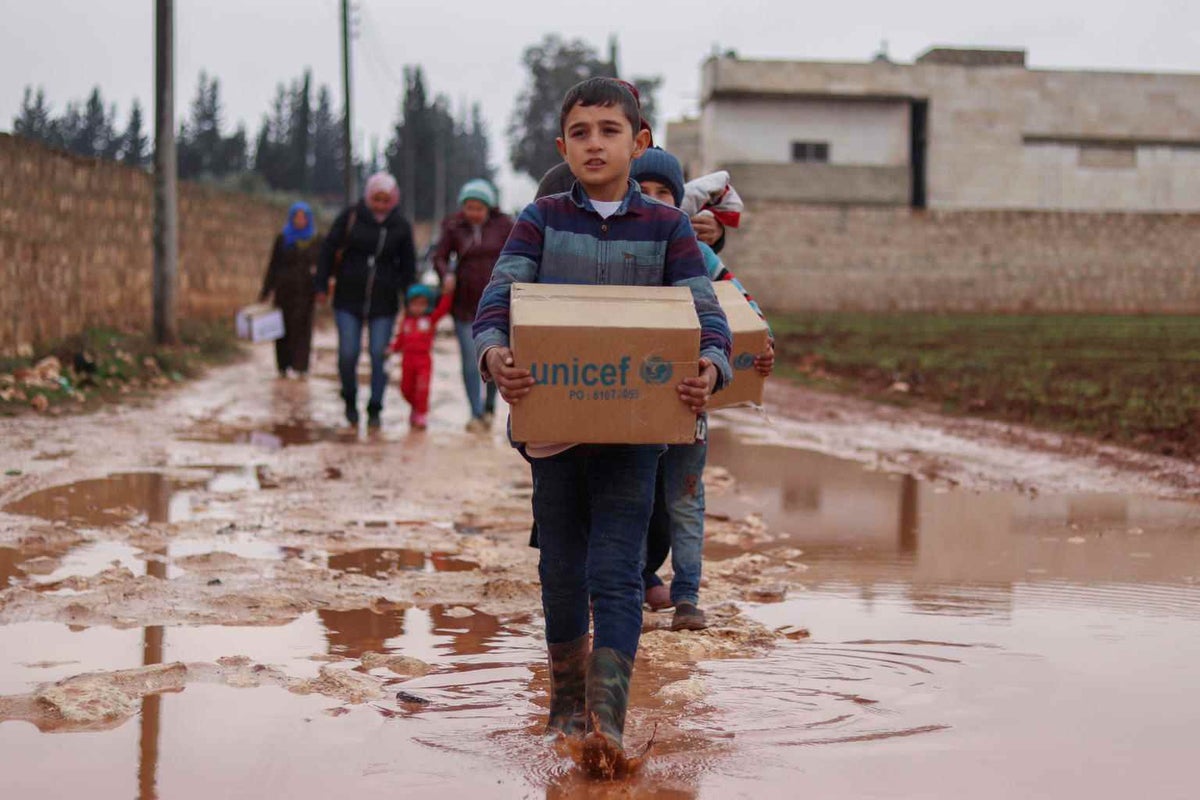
[316,202,416,318]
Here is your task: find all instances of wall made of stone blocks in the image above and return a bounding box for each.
[0,136,455,355]
[721,201,1200,313]
[0,134,299,355]
[724,162,910,205]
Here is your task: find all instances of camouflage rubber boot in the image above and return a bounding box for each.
[582,646,634,777]
[545,635,589,739]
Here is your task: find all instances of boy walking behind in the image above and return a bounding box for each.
[630,148,776,630]
[473,79,732,777]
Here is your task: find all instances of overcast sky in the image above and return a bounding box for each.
[4,0,1199,209]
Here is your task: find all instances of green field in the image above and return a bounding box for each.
[771,313,1200,459]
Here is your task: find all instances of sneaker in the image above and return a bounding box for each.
[644,583,673,611]
[671,602,708,631]
[345,405,360,426]
[465,417,488,434]
[367,410,382,429]
[481,411,495,428]
[410,413,428,430]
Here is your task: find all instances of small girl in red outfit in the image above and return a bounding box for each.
[390,280,454,429]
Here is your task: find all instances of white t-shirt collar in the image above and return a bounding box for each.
[589,199,622,219]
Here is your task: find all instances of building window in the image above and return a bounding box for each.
[792,141,830,163]
[1078,143,1136,169]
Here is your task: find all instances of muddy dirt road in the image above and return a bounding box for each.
[1,327,1198,798]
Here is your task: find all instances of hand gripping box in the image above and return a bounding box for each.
[708,281,771,410]
[235,303,285,342]
[509,283,700,444]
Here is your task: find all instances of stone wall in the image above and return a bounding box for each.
[0,134,290,355]
[0,135,436,355]
[722,201,1200,313]
[724,162,910,205]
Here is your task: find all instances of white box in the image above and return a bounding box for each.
[235,304,285,342]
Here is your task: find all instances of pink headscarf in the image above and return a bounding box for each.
[364,171,400,222]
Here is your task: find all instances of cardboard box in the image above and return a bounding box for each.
[509,283,700,444]
[709,281,771,409]
[235,303,285,342]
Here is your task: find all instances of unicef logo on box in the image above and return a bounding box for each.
[640,356,674,385]
[734,352,756,370]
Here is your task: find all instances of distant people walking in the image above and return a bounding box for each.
[316,172,417,428]
[433,179,514,432]
[259,201,320,377]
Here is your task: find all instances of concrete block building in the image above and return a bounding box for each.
[670,47,1200,211]
[664,48,1200,313]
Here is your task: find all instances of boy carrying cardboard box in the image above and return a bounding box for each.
[630,148,776,633]
[472,78,732,778]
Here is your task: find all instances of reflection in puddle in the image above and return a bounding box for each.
[2,473,194,526]
[327,548,480,577]
[182,422,338,450]
[203,467,260,494]
[316,605,520,663]
[2,467,261,529]
[705,425,1200,591]
[0,603,552,796]
[0,538,288,590]
[0,546,26,588]
[27,542,144,588]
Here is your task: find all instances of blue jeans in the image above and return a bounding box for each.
[334,309,396,412]
[660,441,708,606]
[531,444,664,659]
[454,319,496,419]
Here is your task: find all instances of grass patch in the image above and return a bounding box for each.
[0,319,244,416]
[771,312,1200,458]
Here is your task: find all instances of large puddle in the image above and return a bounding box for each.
[2,472,197,527]
[1,424,1198,797]
[1,467,260,528]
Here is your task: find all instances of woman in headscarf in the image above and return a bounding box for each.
[316,172,416,428]
[259,201,320,377]
[433,179,514,432]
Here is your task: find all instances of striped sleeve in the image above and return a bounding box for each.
[699,243,773,337]
[471,201,544,372]
[665,216,733,390]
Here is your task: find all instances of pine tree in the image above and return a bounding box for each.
[311,84,342,197]
[287,70,312,192]
[177,72,248,179]
[253,83,292,189]
[62,87,115,158]
[179,72,219,177]
[383,69,495,221]
[13,86,56,144]
[55,100,85,154]
[221,123,249,175]
[120,100,150,167]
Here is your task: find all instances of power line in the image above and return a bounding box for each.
[356,2,405,95]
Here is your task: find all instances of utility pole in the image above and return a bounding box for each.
[153,0,178,345]
[340,0,355,205]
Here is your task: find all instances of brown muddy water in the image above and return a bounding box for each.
[2,408,1199,797]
